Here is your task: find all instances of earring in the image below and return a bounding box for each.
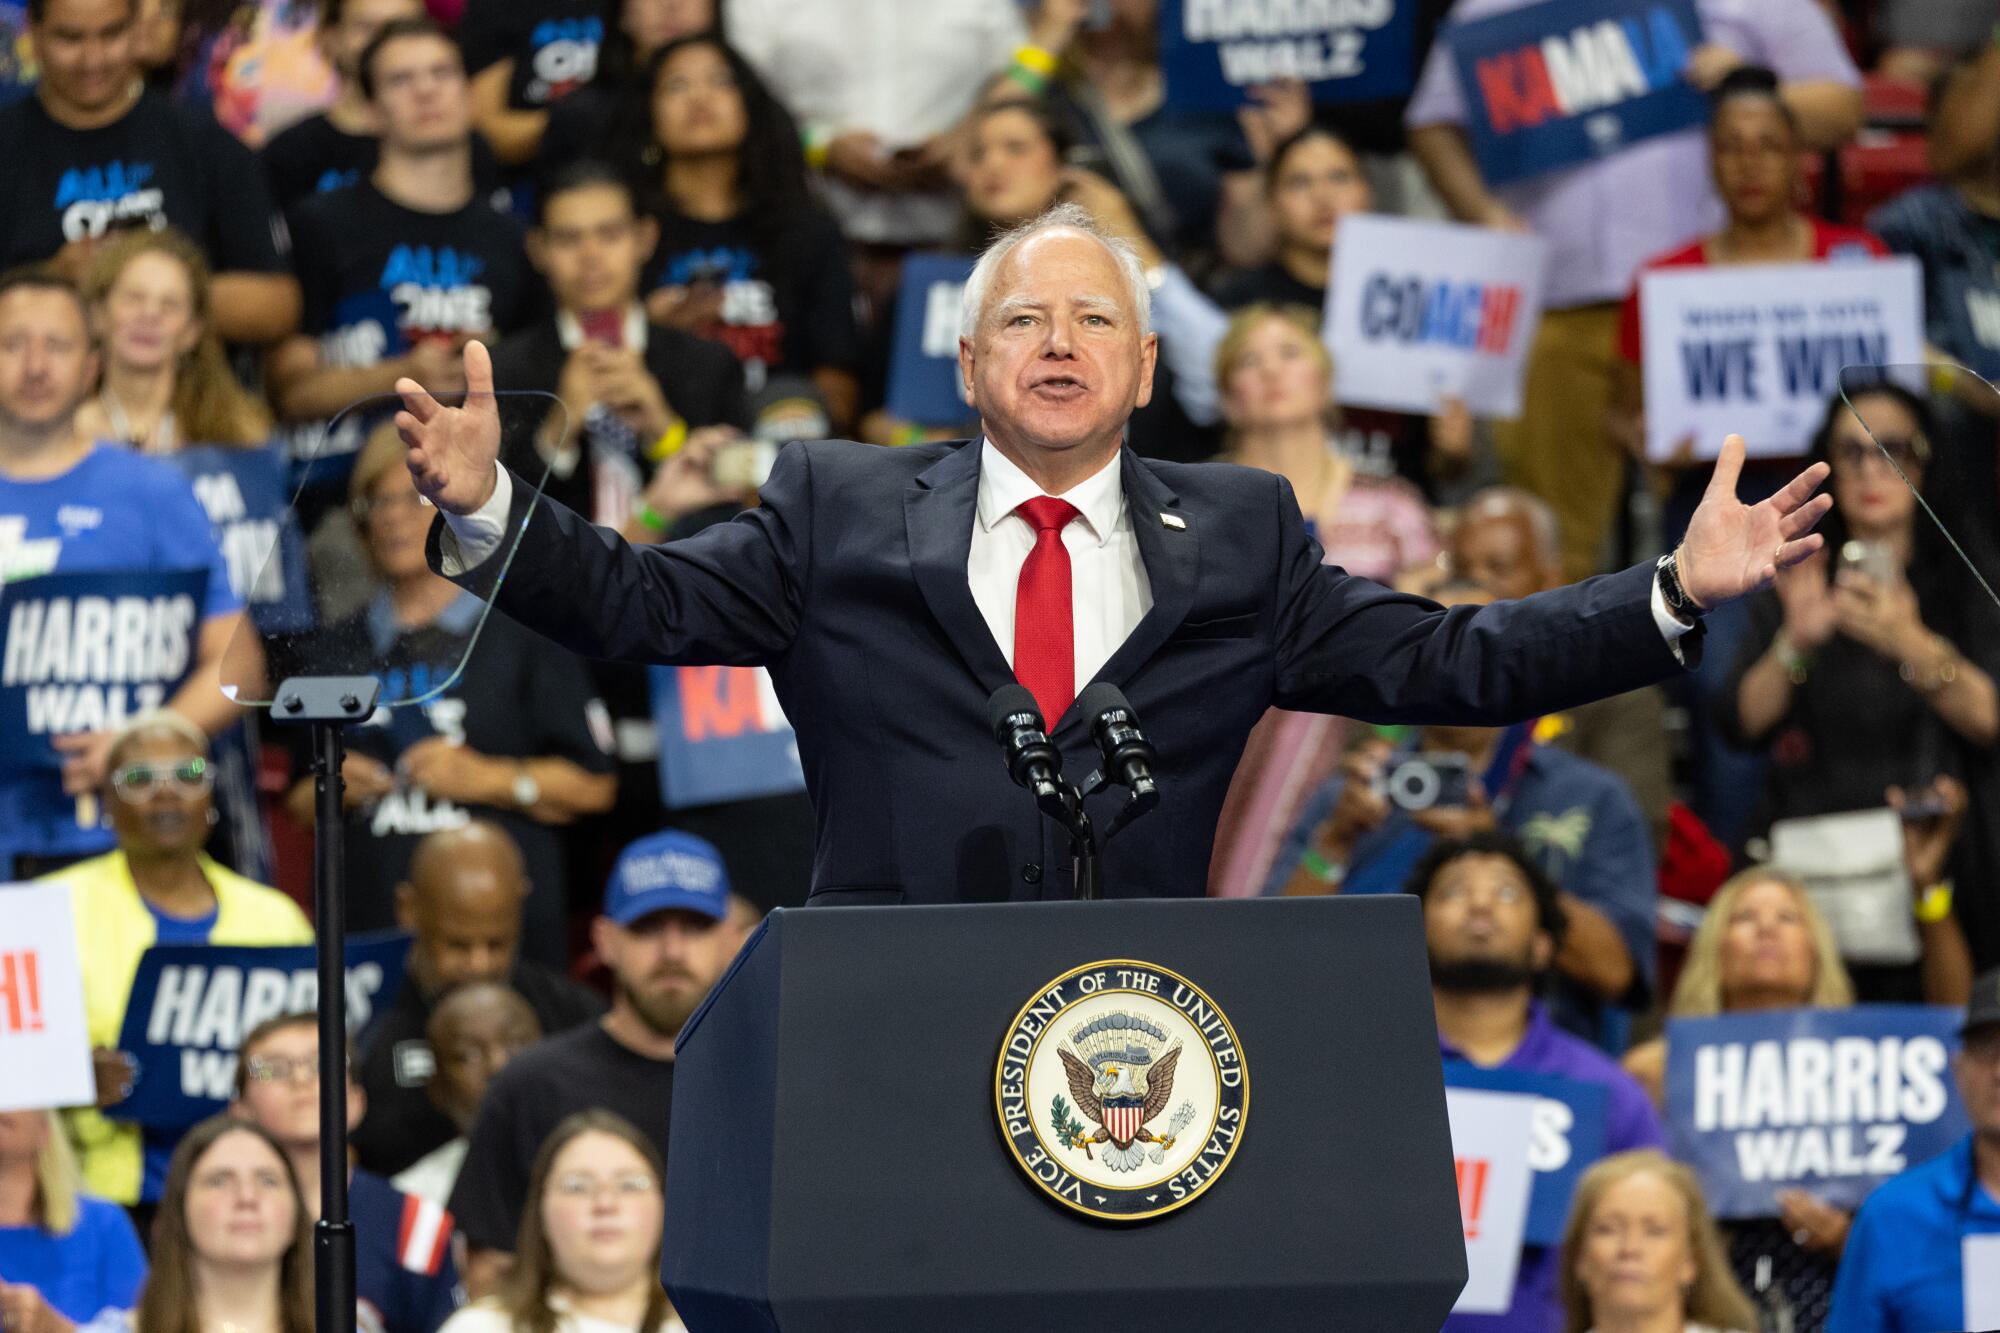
[206,807,220,828]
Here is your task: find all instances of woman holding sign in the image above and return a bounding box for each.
[0,1110,146,1332]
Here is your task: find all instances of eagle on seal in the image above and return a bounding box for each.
[1058,1011,1183,1173]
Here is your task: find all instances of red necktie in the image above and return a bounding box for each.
[1012,496,1080,724]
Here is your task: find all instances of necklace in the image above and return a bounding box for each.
[98,386,178,454]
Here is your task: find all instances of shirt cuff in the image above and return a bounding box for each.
[437,465,511,576]
[1649,575,1694,665]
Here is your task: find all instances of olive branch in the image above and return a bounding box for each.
[1049,1094,1089,1149]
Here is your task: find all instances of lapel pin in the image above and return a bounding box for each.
[1161,513,1186,530]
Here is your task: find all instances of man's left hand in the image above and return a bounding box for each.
[586,346,674,442]
[398,737,506,806]
[1676,434,1832,612]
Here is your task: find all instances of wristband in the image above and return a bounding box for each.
[1006,64,1050,94]
[1014,44,1060,76]
[1773,629,1812,684]
[1915,880,1954,925]
[802,124,833,171]
[634,502,669,535]
[1299,850,1343,885]
[645,416,689,462]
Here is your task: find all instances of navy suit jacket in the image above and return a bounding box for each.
[433,439,1693,905]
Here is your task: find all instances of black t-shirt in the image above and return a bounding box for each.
[286,594,613,958]
[0,90,287,271]
[644,207,860,391]
[353,957,605,1177]
[260,115,511,215]
[448,1023,673,1251]
[459,0,609,110]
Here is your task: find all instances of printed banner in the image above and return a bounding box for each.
[1640,258,1925,461]
[1445,1064,1610,1246]
[0,881,94,1111]
[167,444,313,635]
[649,664,805,810]
[884,253,976,427]
[111,932,410,1129]
[1,569,207,795]
[1665,1005,1970,1218]
[1158,0,1415,110]
[1326,213,1549,418]
[1443,0,1706,186]
[1446,1086,1538,1314]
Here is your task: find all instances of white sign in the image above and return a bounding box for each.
[1639,257,1924,461]
[1445,1087,1538,1315]
[0,882,94,1110]
[1965,1234,2000,1329]
[1325,214,1549,419]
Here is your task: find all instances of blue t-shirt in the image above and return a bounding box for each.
[0,445,240,873]
[1828,1135,2000,1333]
[137,895,220,1200]
[351,1168,462,1333]
[0,1196,147,1322]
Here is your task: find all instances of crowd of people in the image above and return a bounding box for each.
[4,0,2000,1330]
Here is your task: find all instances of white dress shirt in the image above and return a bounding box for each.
[437,451,1693,662]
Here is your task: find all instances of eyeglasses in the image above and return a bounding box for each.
[112,758,211,803]
[243,1053,319,1086]
[550,1171,658,1201]
[1832,437,1927,472]
[351,491,431,522]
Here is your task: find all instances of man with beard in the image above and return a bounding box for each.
[1413,832,1664,1333]
[446,829,756,1295]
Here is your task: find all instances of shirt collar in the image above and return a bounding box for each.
[553,305,649,355]
[366,587,485,655]
[975,438,1125,548]
[1437,999,1551,1067]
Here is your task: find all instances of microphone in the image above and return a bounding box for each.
[987,685,1063,802]
[1076,683,1157,798]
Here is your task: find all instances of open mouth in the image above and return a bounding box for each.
[1032,375,1087,400]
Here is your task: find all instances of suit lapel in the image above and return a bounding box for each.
[904,442,1015,699]
[1075,453,1199,715]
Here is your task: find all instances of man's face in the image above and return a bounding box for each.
[369,33,469,152]
[1424,853,1548,990]
[0,287,95,433]
[1451,514,1552,602]
[32,0,136,116]
[959,229,1156,468]
[595,909,740,1040]
[404,877,524,992]
[427,992,539,1130]
[327,0,422,80]
[530,184,653,315]
[1957,1026,2000,1139]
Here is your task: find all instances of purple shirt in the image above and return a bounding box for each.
[1406,0,1859,308]
[1441,1002,1666,1333]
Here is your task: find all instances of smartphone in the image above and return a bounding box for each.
[1377,754,1473,813]
[1897,790,1951,821]
[713,439,778,490]
[1084,0,1114,30]
[578,308,624,347]
[1839,539,1898,585]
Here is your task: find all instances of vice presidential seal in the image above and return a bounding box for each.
[995,959,1247,1221]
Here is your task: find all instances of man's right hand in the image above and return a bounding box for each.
[398,339,502,515]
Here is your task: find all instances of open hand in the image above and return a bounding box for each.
[397,339,501,515]
[1676,434,1832,611]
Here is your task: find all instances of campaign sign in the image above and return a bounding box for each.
[1444,0,1706,186]
[1665,1005,1970,1218]
[1445,1087,1538,1314]
[1326,213,1549,418]
[1445,1064,1610,1246]
[0,882,94,1111]
[649,664,805,810]
[884,253,976,427]
[1158,0,1415,110]
[1,569,206,792]
[167,445,313,635]
[111,932,410,1129]
[1640,258,1924,461]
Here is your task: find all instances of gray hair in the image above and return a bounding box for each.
[1461,486,1560,567]
[959,202,1152,341]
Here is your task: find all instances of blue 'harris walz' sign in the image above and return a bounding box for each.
[1158,0,1416,110]
[1444,0,1707,186]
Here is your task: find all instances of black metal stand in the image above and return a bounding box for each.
[272,674,379,1333]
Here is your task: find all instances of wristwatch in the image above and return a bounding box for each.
[1656,550,1705,624]
[511,765,541,809]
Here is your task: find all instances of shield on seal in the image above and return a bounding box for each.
[1103,1098,1143,1147]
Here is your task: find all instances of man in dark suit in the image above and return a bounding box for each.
[395,203,1833,906]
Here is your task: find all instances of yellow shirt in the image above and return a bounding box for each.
[43,850,312,1204]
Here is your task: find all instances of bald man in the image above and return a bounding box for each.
[1447,488,1671,854]
[353,821,602,1177]
[391,982,541,1206]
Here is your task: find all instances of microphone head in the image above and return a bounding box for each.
[1076,682,1135,731]
[987,684,1045,741]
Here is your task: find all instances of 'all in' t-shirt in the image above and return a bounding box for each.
[0,447,240,875]
[0,89,288,271]
[459,0,608,110]
[287,180,537,461]
[260,114,511,215]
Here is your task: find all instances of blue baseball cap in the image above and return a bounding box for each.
[602,830,729,926]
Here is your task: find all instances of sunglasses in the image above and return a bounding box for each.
[112,757,211,803]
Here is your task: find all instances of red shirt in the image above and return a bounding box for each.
[1617,219,1890,364]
